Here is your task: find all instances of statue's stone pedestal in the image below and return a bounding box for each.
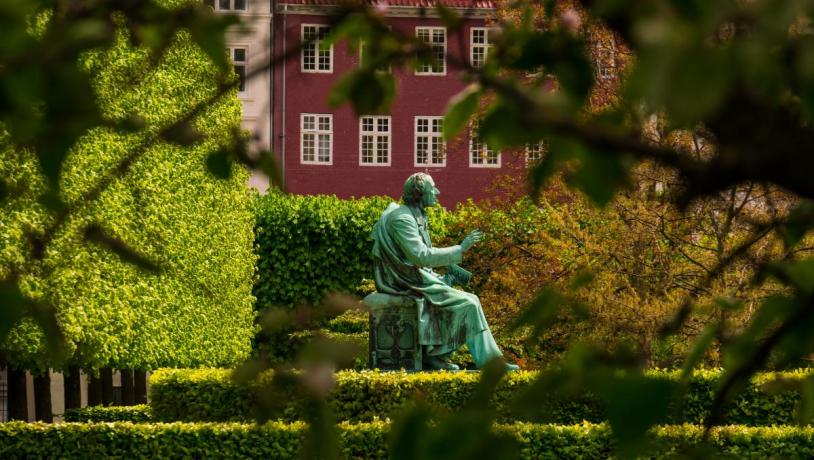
[363,292,422,371]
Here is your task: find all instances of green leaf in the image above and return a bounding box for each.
[206,150,233,180]
[443,84,480,140]
[0,278,27,342]
[681,323,718,380]
[161,120,204,146]
[435,4,462,29]
[510,287,565,335]
[187,9,240,70]
[782,200,814,249]
[84,224,161,273]
[389,404,433,460]
[256,150,284,189]
[479,102,541,150]
[796,376,814,425]
[566,149,632,208]
[597,374,674,454]
[329,70,395,116]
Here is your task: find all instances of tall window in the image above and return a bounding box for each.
[469,122,500,167]
[301,114,332,164]
[471,28,496,68]
[205,0,247,11]
[415,117,445,166]
[416,27,446,75]
[360,116,391,166]
[525,141,545,165]
[302,25,332,73]
[228,47,247,93]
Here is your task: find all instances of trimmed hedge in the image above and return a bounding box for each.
[151,369,255,422]
[253,193,458,310]
[253,191,392,310]
[149,368,813,425]
[63,404,152,423]
[0,0,256,372]
[2,421,814,459]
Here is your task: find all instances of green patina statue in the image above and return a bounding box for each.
[371,172,519,371]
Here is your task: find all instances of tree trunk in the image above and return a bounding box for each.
[121,369,135,406]
[8,367,27,421]
[63,366,82,411]
[134,370,147,404]
[100,367,113,406]
[87,373,102,407]
[33,373,52,422]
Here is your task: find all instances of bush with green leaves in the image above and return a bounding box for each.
[148,368,813,425]
[0,0,256,373]
[64,405,152,423]
[2,421,814,459]
[253,191,394,310]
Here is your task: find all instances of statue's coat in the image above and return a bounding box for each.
[371,203,489,356]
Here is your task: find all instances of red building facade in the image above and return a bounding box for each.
[272,0,528,207]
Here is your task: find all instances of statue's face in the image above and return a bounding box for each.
[422,177,440,207]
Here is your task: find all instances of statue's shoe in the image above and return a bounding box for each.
[423,356,460,371]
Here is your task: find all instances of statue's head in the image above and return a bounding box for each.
[402,172,440,208]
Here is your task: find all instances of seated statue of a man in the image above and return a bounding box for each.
[371,172,519,371]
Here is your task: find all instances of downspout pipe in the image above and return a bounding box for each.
[270,0,276,187]
[280,2,288,189]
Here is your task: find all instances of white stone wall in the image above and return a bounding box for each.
[222,0,273,192]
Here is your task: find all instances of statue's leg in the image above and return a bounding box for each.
[466,328,503,368]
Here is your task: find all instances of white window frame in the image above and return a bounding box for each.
[414,116,446,167]
[415,27,447,76]
[469,122,501,168]
[359,115,392,166]
[470,27,496,69]
[228,46,248,95]
[207,0,247,11]
[525,141,545,166]
[301,114,333,165]
[301,24,333,73]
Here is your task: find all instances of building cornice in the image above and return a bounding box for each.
[276,4,491,18]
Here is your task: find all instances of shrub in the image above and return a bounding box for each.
[150,369,254,422]
[64,405,152,423]
[0,0,256,373]
[148,368,814,425]
[2,421,814,459]
[327,310,369,334]
[253,191,394,310]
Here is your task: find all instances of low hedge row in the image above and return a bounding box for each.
[63,404,152,423]
[2,421,814,459]
[149,368,811,425]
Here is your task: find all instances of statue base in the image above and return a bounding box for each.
[363,292,422,371]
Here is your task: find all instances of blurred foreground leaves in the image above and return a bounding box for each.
[8,0,814,458]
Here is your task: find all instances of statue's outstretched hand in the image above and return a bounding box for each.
[460,229,483,252]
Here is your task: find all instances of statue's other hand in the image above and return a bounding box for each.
[461,229,484,252]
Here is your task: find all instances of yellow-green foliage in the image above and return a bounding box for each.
[149,368,813,426]
[64,405,152,423]
[0,3,255,373]
[253,192,461,311]
[2,421,814,459]
[253,191,395,310]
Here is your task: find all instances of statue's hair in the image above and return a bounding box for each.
[402,172,432,206]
